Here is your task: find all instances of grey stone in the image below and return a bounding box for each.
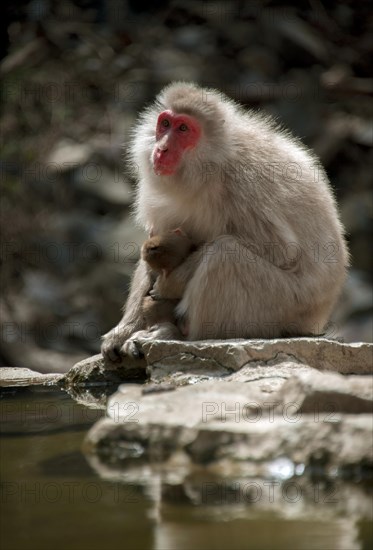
[68,338,372,390]
[7,335,371,477]
[47,140,91,168]
[2,337,359,502]
[74,166,133,207]
[79,338,373,498]
[143,338,373,377]
[275,370,373,414]
[0,367,63,387]
[63,353,147,389]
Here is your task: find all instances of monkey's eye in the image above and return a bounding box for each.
[179,123,188,131]
[161,119,170,128]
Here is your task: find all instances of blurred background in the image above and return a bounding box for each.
[1,0,372,373]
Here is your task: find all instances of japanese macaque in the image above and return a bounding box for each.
[141,229,195,278]
[141,229,195,331]
[119,230,195,357]
[102,82,349,362]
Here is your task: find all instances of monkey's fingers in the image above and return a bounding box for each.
[149,288,162,300]
[122,329,160,359]
[121,339,144,359]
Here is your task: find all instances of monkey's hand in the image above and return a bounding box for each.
[149,272,181,300]
[150,250,199,300]
[150,269,186,300]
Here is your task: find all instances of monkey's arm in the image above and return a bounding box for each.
[150,249,200,300]
[101,260,152,362]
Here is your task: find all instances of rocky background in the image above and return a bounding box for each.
[1,0,372,373]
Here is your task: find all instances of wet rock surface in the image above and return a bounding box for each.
[61,338,373,481]
[2,337,372,527]
[63,353,147,388]
[0,367,64,388]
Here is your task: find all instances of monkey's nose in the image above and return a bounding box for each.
[157,136,169,152]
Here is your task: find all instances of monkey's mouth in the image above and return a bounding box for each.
[153,149,177,176]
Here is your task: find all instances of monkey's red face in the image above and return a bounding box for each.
[153,110,201,175]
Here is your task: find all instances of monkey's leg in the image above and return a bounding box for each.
[101,260,152,362]
[177,236,326,340]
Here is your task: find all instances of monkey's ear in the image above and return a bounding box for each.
[173,227,186,237]
[149,227,154,238]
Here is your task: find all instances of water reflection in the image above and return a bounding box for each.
[1,387,372,550]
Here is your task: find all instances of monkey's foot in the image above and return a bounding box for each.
[102,327,160,362]
[122,324,183,359]
[121,330,153,359]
